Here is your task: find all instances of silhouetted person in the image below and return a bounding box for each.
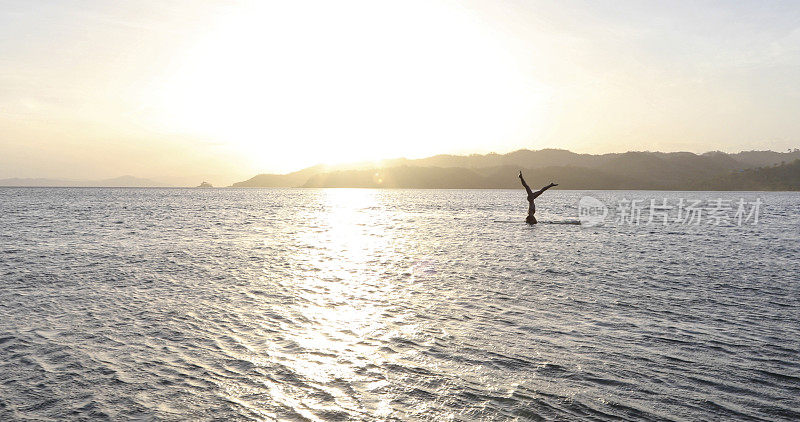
[519,171,557,224]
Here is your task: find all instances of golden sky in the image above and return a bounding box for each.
[1,0,799,184]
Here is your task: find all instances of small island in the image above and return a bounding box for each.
[196,181,213,188]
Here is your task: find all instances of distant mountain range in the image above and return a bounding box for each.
[0,175,164,187]
[4,149,798,190]
[231,149,800,190]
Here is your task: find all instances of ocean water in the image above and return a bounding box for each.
[0,187,798,421]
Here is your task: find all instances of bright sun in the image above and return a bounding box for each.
[153,0,548,173]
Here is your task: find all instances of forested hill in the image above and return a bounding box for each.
[699,159,800,191]
[231,149,800,190]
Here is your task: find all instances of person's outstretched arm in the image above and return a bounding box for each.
[531,182,558,199]
[519,171,533,196]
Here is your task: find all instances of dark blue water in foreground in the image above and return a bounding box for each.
[0,188,798,421]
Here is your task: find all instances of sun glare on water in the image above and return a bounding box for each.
[153,0,548,172]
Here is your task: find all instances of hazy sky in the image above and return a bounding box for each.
[1,0,799,183]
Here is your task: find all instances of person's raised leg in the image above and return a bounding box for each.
[519,171,533,196]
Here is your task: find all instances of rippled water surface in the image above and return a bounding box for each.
[1,188,798,421]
